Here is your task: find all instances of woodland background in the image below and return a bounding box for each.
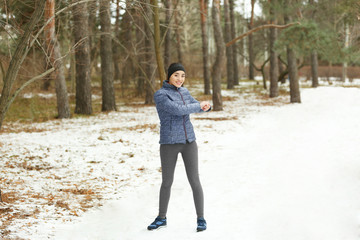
[1,1,360,239]
[0,0,360,129]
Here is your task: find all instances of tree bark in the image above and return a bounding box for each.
[120,1,135,87]
[311,49,319,87]
[151,0,166,83]
[100,0,116,111]
[0,0,46,130]
[134,4,145,96]
[113,0,121,81]
[72,0,93,114]
[287,47,301,103]
[144,0,156,104]
[224,0,234,89]
[211,0,224,111]
[269,28,279,97]
[44,0,71,118]
[285,13,301,103]
[199,0,211,95]
[269,0,279,98]
[88,0,97,75]
[278,55,286,83]
[174,1,183,63]
[229,0,239,85]
[248,0,255,80]
[341,23,350,82]
[308,0,318,88]
[248,32,254,80]
[164,0,172,69]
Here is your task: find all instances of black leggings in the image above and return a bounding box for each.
[158,141,204,218]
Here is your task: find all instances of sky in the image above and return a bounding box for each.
[234,0,263,18]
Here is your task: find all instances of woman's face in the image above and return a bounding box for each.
[169,70,185,88]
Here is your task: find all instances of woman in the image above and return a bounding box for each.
[147,63,211,232]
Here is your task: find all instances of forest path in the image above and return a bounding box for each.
[55,87,360,240]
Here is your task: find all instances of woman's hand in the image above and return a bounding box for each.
[200,101,211,111]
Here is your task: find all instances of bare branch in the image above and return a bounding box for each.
[226,22,300,47]
[109,33,156,94]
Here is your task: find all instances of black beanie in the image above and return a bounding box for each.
[167,63,185,80]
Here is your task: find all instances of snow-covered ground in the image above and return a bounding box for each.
[1,85,360,240]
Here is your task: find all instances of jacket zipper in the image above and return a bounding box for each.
[177,89,188,141]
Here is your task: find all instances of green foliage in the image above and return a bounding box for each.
[275,20,343,63]
[333,0,360,25]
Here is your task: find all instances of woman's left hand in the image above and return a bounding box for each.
[200,101,211,111]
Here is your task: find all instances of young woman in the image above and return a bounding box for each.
[147,63,211,232]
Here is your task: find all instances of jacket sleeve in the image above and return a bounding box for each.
[189,93,212,113]
[154,91,201,116]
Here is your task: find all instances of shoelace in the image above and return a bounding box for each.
[197,219,206,226]
[151,218,166,226]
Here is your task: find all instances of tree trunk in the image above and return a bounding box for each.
[224,0,234,89]
[308,0,318,88]
[311,50,319,87]
[135,5,145,96]
[269,27,279,97]
[70,50,76,93]
[199,0,211,95]
[211,0,224,111]
[144,0,156,104]
[174,1,183,63]
[342,22,350,82]
[278,55,286,83]
[164,0,172,69]
[248,33,254,80]
[229,0,239,85]
[151,0,166,83]
[269,0,279,97]
[42,61,51,90]
[248,0,255,80]
[287,47,301,103]
[100,0,116,111]
[113,0,121,81]
[72,0,93,114]
[44,0,71,118]
[284,13,301,103]
[120,1,135,87]
[0,0,46,130]
[88,0,98,75]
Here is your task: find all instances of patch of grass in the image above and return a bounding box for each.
[0,125,48,134]
[55,200,70,210]
[342,84,360,88]
[1,191,19,204]
[4,95,58,123]
[125,123,158,132]
[59,188,95,195]
[4,159,52,171]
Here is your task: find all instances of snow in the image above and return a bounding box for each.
[22,93,55,99]
[1,85,360,240]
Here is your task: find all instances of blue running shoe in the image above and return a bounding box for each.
[147,217,167,230]
[197,217,207,232]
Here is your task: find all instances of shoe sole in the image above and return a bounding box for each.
[148,225,167,231]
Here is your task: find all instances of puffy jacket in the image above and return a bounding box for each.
[154,80,206,144]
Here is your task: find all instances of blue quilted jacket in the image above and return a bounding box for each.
[154,80,207,144]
